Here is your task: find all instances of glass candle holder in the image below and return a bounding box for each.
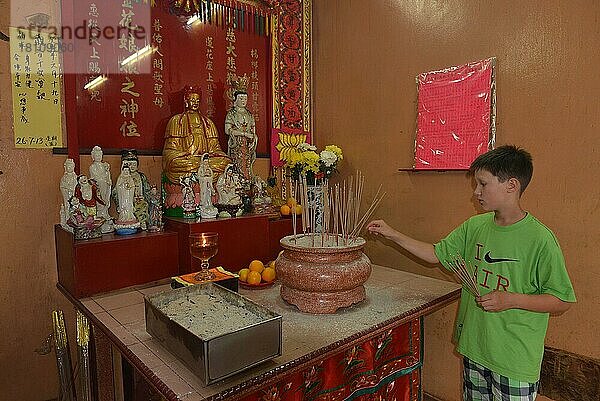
[189,232,218,281]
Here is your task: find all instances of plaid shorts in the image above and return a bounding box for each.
[463,357,539,401]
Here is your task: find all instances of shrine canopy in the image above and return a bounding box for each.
[65,0,273,156]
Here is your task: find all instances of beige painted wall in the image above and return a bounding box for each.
[313,1,599,400]
[1,0,598,400]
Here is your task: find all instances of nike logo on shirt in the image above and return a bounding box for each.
[484,251,518,264]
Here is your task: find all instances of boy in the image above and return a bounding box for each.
[367,145,576,401]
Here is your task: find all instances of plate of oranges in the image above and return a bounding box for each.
[238,260,277,289]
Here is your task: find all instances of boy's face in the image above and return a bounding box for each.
[473,169,512,211]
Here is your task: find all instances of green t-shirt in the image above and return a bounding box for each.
[434,212,576,382]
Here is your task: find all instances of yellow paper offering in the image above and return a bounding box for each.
[10,26,63,148]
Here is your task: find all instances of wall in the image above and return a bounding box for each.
[0,1,71,399]
[1,0,599,400]
[312,0,599,400]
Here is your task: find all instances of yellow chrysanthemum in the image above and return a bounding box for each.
[325,145,343,160]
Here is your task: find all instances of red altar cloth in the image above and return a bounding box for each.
[239,319,422,401]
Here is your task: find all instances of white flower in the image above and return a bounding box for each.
[297,142,317,152]
[319,150,338,167]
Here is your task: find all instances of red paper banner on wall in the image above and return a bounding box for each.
[413,58,496,170]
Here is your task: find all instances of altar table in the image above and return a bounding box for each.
[58,265,460,401]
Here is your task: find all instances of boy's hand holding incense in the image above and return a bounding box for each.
[476,291,513,312]
[477,291,572,314]
[367,219,397,240]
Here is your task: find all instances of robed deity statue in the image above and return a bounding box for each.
[197,153,218,219]
[216,164,243,206]
[112,149,150,230]
[225,75,257,185]
[74,175,104,217]
[59,158,78,232]
[115,167,137,223]
[89,145,114,233]
[147,184,163,232]
[113,166,141,235]
[69,174,106,239]
[162,86,231,216]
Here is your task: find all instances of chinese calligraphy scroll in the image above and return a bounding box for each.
[10,27,63,149]
[68,1,271,154]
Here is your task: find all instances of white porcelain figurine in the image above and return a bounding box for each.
[59,158,78,232]
[89,146,114,233]
[225,75,257,185]
[196,153,218,219]
[113,166,140,235]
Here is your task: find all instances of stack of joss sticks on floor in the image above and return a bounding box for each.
[446,255,481,297]
[291,171,386,246]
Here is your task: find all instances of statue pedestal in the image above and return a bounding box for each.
[166,214,299,273]
[55,225,179,297]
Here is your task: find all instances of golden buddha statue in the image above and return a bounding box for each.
[162,86,230,184]
[162,86,231,217]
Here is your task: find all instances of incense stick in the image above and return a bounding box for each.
[350,190,386,238]
[446,256,480,297]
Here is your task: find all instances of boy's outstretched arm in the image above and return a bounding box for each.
[367,219,439,264]
[477,292,573,315]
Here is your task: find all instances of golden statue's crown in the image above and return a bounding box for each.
[232,74,250,94]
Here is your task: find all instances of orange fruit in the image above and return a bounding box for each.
[249,260,265,273]
[294,204,302,215]
[262,267,276,282]
[280,204,291,216]
[238,268,250,282]
[247,270,262,285]
[287,197,297,208]
[268,260,276,269]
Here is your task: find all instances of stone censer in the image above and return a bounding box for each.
[276,173,385,314]
[276,234,372,314]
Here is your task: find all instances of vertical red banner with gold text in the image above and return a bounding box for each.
[72,1,270,154]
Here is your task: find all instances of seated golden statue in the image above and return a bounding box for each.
[162,86,231,216]
[162,86,230,184]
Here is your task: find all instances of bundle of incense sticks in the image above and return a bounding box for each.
[77,311,93,401]
[52,310,76,401]
[292,171,386,246]
[446,256,480,297]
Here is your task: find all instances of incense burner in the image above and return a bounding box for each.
[275,234,372,314]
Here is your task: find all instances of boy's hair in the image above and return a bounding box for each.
[469,145,533,194]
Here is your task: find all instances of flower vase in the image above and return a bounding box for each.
[306,184,324,233]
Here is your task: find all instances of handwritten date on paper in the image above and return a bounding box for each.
[15,135,59,148]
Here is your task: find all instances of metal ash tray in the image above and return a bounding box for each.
[145,282,282,385]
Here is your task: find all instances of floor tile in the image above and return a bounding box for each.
[111,325,139,346]
[127,342,165,369]
[93,290,144,311]
[81,298,103,314]
[109,303,146,325]
[94,311,121,330]
[139,283,173,296]
[143,338,178,363]
[124,320,152,342]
